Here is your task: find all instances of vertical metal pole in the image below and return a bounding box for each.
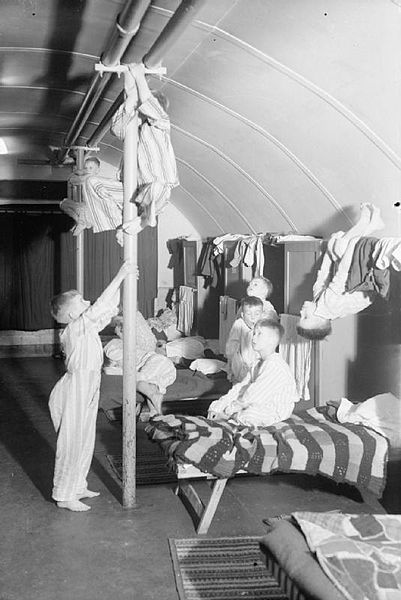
[122,98,138,507]
[75,149,85,295]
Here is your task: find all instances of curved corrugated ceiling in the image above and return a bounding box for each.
[0,0,400,237]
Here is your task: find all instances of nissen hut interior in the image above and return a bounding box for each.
[2,1,401,599]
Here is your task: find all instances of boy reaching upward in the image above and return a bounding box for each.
[49,261,136,512]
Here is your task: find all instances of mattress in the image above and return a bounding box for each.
[99,367,231,416]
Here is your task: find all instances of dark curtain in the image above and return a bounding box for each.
[0,214,158,330]
[0,213,75,330]
[138,225,158,318]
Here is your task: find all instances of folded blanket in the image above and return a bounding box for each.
[260,519,344,600]
[292,512,401,600]
[145,407,389,496]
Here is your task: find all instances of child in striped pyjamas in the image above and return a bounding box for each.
[49,261,136,512]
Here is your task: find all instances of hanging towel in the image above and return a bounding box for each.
[279,314,311,401]
[177,286,194,336]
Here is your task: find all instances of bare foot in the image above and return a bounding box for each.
[57,500,91,512]
[76,490,100,500]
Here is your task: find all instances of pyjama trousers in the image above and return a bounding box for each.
[49,370,100,501]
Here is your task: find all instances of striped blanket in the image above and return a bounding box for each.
[145,408,389,497]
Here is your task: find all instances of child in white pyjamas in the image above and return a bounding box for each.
[49,261,135,512]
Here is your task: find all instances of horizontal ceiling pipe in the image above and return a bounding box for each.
[58,0,151,162]
[143,0,206,67]
[88,0,207,147]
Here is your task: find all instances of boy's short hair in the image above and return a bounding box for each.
[84,156,100,167]
[50,290,80,322]
[256,318,284,342]
[241,295,263,310]
[296,321,332,340]
[254,276,273,298]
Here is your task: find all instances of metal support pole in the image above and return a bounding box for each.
[75,149,85,294]
[122,101,138,509]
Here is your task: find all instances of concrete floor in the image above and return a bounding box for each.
[0,357,394,600]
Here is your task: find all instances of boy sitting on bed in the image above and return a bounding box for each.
[297,203,384,340]
[208,318,299,427]
[226,296,264,384]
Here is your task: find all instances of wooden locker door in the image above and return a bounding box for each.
[283,241,322,314]
[283,240,322,408]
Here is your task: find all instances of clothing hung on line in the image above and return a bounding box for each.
[49,294,118,502]
[198,238,223,288]
[212,233,265,276]
[208,353,299,428]
[279,314,311,401]
[177,285,195,336]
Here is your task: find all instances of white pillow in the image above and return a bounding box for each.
[189,358,228,375]
[336,393,401,447]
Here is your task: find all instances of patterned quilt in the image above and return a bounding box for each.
[145,407,389,496]
[292,512,401,600]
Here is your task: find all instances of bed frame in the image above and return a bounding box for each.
[173,463,385,535]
